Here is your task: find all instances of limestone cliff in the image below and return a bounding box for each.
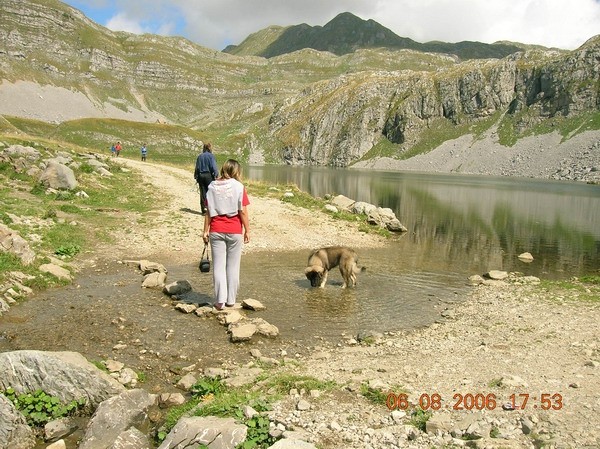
[270,37,600,166]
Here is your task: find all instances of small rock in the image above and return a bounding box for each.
[468,274,485,285]
[243,405,258,419]
[163,280,193,295]
[520,417,535,435]
[175,303,197,314]
[176,373,197,391]
[230,323,257,342]
[242,298,266,311]
[296,399,311,411]
[391,410,406,422]
[105,360,124,373]
[204,367,227,378]
[518,252,534,262]
[159,392,186,408]
[217,309,244,325]
[329,421,342,432]
[46,440,67,449]
[195,306,213,317]
[486,270,508,280]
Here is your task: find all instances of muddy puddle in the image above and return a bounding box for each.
[0,247,470,391]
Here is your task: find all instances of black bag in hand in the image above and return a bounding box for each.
[199,243,210,272]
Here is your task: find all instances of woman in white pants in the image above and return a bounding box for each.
[202,159,250,310]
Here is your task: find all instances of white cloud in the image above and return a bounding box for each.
[68,0,600,51]
[105,12,147,35]
[371,0,600,49]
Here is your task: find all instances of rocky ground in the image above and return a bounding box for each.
[96,158,599,449]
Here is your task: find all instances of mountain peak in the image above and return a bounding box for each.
[223,12,522,60]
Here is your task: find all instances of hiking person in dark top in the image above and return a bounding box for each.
[194,142,219,214]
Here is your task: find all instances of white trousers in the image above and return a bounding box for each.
[209,232,243,306]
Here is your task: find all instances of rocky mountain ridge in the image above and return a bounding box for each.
[224,11,524,60]
[0,0,599,177]
[272,37,600,167]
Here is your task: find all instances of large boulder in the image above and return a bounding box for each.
[330,194,355,211]
[109,427,152,449]
[0,394,36,449]
[158,416,247,449]
[350,201,377,216]
[78,389,156,449]
[0,145,41,173]
[367,207,408,232]
[39,161,78,190]
[0,351,126,410]
[0,224,36,265]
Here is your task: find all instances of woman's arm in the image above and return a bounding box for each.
[240,206,250,243]
[202,212,210,243]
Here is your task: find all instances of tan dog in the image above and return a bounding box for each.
[305,246,365,288]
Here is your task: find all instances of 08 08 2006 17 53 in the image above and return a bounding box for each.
[385,392,563,411]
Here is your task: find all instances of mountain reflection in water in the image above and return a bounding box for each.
[246,166,600,278]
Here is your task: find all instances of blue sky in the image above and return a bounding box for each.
[62,0,600,51]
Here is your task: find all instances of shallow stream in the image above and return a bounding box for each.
[0,245,469,390]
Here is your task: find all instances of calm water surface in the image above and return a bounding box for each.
[247,166,600,278]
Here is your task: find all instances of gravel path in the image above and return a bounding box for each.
[104,158,386,264]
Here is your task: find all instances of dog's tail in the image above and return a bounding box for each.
[353,264,366,274]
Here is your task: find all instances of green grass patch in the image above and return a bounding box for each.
[0,133,164,291]
[2,387,87,427]
[409,407,432,432]
[41,222,86,256]
[357,137,402,161]
[498,110,600,147]
[157,377,279,448]
[190,377,226,398]
[360,383,388,406]
[538,276,600,303]
[261,374,336,395]
[399,114,498,160]
[54,243,81,258]
[487,378,503,388]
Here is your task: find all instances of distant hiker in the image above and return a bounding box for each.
[115,141,122,157]
[110,144,116,157]
[141,144,147,161]
[194,142,219,214]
